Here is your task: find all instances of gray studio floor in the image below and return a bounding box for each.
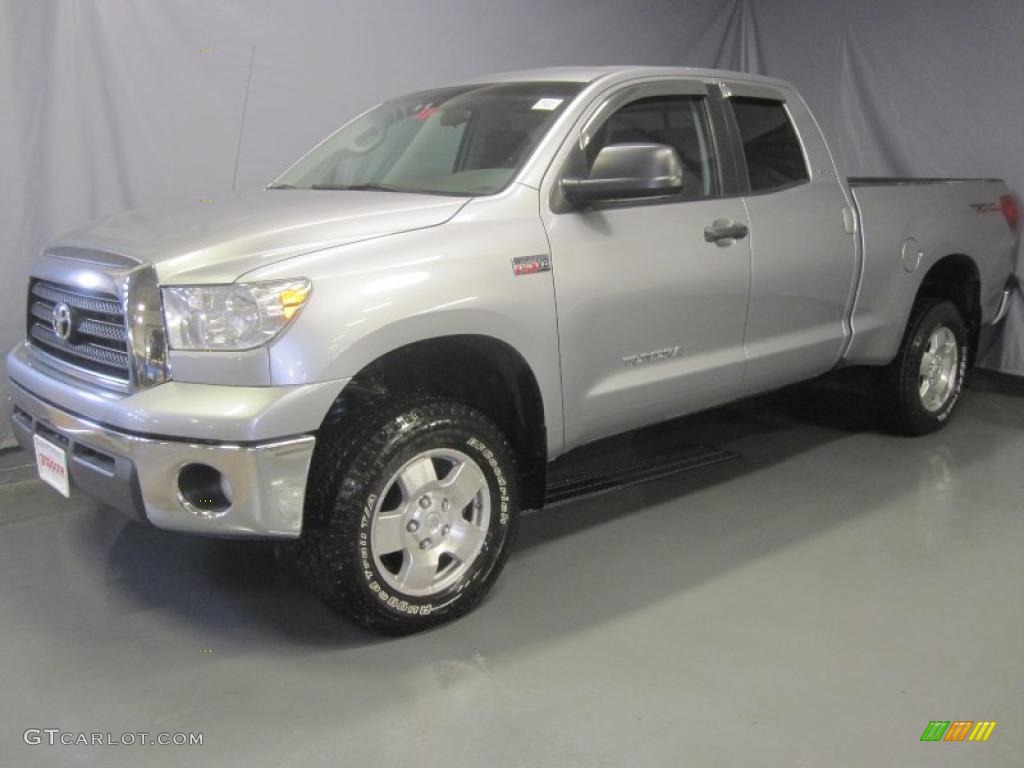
[1,370,1022,767]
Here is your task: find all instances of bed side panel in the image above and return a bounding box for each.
[843,180,1014,366]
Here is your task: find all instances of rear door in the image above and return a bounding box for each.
[541,79,752,448]
[720,82,858,391]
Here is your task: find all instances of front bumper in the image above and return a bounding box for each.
[5,342,346,538]
[10,381,315,537]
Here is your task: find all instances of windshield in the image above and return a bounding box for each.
[272,81,583,197]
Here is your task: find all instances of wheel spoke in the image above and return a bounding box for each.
[369,446,494,597]
[373,510,407,556]
[916,325,960,413]
[441,460,487,513]
[447,520,486,562]
[399,550,438,591]
[397,457,438,498]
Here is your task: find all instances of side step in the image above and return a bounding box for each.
[545,445,738,506]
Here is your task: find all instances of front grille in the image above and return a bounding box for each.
[27,279,131,383]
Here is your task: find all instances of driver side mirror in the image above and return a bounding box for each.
[560,143,684,206]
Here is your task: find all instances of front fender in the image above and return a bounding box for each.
[249,186,565,454]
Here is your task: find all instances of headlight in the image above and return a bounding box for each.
[162,279,311,351]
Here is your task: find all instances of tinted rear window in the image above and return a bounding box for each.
[730,98,809,192]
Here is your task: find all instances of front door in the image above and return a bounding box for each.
[542,81,752,448]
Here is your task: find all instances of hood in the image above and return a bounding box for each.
[50,190,471,283]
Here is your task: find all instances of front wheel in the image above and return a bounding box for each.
[301,397,519,634]
[875,299,969,435]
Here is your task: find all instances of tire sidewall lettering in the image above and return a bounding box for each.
[934,343,967,422]
[466,436,511,524]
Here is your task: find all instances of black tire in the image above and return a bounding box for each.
[300,396,519,634]
[875,299,969,435]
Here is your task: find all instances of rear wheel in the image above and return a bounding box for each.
[301,396,519,634]
[875,299,969,435]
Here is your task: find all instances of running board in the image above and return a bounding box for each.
[545,445,739,506]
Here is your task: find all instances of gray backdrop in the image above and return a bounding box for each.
[2,0,1022,448]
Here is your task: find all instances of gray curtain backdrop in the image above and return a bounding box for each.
[2,0,1022,448]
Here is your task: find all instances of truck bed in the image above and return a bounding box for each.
[843,176,1014,366]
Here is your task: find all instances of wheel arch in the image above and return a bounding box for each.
[315,333,550,511]
[913,253,982,363]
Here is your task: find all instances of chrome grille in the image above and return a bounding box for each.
[27,279,131,384]
[29,301,127,342]
[30,281,123,316]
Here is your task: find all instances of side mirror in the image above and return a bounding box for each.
[560,143,684,206]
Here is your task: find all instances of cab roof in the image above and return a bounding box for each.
[460,65,790,89]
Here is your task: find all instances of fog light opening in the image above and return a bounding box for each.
[177,463,232,516]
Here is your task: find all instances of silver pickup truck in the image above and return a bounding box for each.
[7,66,1019,632]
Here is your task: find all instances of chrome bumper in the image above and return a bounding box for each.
[9,381,316,538]
[991,278,1016,325]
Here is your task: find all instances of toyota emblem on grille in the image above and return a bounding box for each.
[51,302,74,341]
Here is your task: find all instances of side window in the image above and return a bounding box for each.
[729,97,809,192]
[586,95,718,199]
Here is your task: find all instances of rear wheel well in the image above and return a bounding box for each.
[317,335,548,510]
[915,254,981,364]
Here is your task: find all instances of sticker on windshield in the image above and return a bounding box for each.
[532,98,564,111]
[414,105,437,121]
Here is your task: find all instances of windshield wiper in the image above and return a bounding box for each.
[310,183,402,192]
[284,182,468,197]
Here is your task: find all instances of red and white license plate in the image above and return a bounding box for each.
[33,434,70,497]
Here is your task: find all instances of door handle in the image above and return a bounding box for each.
[703,219,749,246]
